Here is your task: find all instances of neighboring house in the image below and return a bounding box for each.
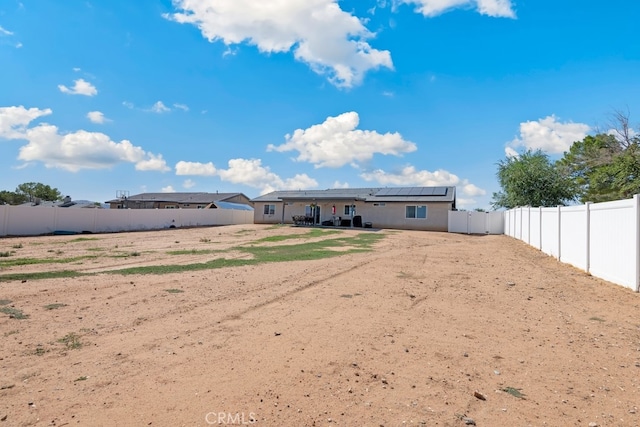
[105,192,253,210]
[19,196,104,208]
[252,187,456,231]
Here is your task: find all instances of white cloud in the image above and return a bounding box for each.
[149,101,171,113]
[182,179,196,189]
[58,78,98,96]
[0,106,52,139]
[174,158,318,194]
[0,25,13,36]
[360,165,486,197]
[267,112,417,168]
[135,152,171,172]
[166,0,393,88]
[18,125,147,171]
[87,111,109,124]
[162,185,176,193]
[505,115,590,156]
[332,180,350,188]
[400,0,515,18]
[217,158,318,194]
[173,103,189,112]
[122,101,134,109]
[1,106,168,172]
[175,161,217,176]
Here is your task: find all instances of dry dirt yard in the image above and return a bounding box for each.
[1,224,639,427]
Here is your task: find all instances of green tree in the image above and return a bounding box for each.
[0,190,28,205]
[558,110,640,203]
[14,182,63,203]
[556,133,621,203]
[492,150,576,209]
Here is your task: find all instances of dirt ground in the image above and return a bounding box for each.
[1,224,639,427]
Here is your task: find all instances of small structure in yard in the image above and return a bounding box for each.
[105,192,252,210]
[252,186,456,231]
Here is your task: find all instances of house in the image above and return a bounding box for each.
[20,196,104,208]
[251,187,456,231]
[105,192,253,210]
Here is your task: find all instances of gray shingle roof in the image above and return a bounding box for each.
[105,192,245,204]
[252,187,456,203]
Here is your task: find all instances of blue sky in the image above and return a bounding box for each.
[1,0,639,208]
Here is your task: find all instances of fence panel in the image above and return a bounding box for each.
[0,207,254,236]
[448,211,504,234]
[589,198,638,291]
[559,205,588,271]
[486,212,505,234]
[540,208,559,258]
[447,211,468,233]
[529,208,541,249]
[521,208,530,243]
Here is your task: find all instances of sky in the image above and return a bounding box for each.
[1,0,639,209]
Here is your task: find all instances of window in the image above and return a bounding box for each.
[373,203,386,207]
[406,205,427,219]
[263,204,275,215]
[165,205,176,209]
[344,205,355,215]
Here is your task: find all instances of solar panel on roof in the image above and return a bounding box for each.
[432,187,448,196]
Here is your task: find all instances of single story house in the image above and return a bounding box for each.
[251,186,456,231]
[106,192,253,210]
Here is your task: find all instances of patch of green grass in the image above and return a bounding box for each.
[0,270,83,282]
[0,306,29,319]
[0,232,386,280]
[502,387,526,399]
[67,237,100,243]
[44,303,68,310]
[256,228,342,243]
[199,237,211,243]
[58,332,82,350]
[165,288,184,293]
[0,255,97,267]
[11,243,23,249]
[3,329,19,337]
[0,251,14,258]
[166,249,220,256]
[34,346,47,356]
[589,316,605,322]
[86,247,105,252]
[74,376,88,382]
[130,251,141,257]
[0,299,11,305]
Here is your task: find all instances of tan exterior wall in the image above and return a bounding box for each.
[253,200,453,231]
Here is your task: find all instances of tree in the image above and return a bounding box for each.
[492,150,577,209]
[0,190,27,205]
[15,182,62,203]
[556,133,621,203]
[558,110,640,203]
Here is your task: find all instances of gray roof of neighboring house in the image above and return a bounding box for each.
[252,187,456,203]
[214,201,254,211]
[105,192,248,204]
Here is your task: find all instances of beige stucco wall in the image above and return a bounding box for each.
[253,200,453,231]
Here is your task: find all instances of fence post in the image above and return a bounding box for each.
[585,202,591,274]
[527,206,531,244]
[635,195,640,292]
[557,205,562,261]
[539,206,543,250]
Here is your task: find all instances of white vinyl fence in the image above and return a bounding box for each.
[504,195,640,292]
[0,205,254,237]
[448,210,504,235]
